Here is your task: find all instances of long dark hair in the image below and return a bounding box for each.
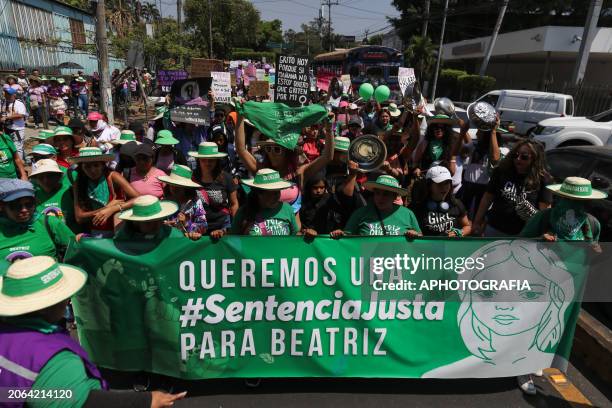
[193,158,224,183]
[239,190,264,234]
[75,164,111,210]
[497,139,549,191]
[424,123,454,162]
[411,178,456,207]
[302,176,329,202]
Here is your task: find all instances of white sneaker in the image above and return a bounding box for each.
[517,374,536,395]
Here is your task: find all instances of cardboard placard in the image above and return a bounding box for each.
[170,105,210,126]
[157,70,189,93]
[170,78,212,101]
[248,80,269,97]
[341,74,352,94]
[190,58,223,77]
[398,67,416,97]
[256,69,266,81]
[274,54,310,106]
[211,71,232,103]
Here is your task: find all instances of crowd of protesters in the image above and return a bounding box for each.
[0,64,607,406]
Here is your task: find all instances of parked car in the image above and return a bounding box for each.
[474,89,574,136]
[531,108,612,150]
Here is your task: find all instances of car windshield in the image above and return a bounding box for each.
[587,109,612,122]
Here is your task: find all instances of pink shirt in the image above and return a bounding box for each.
[130,167,166,198]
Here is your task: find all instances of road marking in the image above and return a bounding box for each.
[544,368,593,407]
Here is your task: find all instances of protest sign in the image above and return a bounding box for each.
[66,236,587,380]
[170,78,212,101]
[341,74,352,94]
[157,70,189,93]
[190,58,223,77]
[316,70,335,92]
[274,55,310,107]
[248,80,269,98]
[211,72,232,104]
[398,67,416,97]
[256,69,266,81]
[170,105,210,126]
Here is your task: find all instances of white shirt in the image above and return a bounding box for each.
[3,99,27,130]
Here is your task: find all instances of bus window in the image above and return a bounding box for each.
[388,66,399,77]
[366,66,383,77]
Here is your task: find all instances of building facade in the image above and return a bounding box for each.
[0,0,125,75]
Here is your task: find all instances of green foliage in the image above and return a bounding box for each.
[457,74,496,99]
[231,50,276,61]
[364,34,384,46]
[437,69,468,100]
[184,0,260,59]
[404,35,436,81]
[57,0,89,10]
[256,19,283,51]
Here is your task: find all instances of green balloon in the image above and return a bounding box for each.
[359,83,374,100]
[374,85,391,103]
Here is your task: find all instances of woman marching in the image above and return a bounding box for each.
[70,147,139,236]
[472,140,553,237]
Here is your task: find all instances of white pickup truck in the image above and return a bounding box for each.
[531,109,612,150]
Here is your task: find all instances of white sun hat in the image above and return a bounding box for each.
[29,159,64,177]
[157,164,201,188]
[118,195,179,222]
[240,168,294,191]
[0,256,87,316]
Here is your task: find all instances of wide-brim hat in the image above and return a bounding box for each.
[32,129,55,141]
[53,125,83,145]
[428,114,458,126]
[388,103,402,117]
[118,195,178,222]
[241,168,294,191]
[155,129,179,145]
[157,164,201,188]
[364,175,408,196]
[546,177,607,200]
[188,142,228,159]
[112,130,140,145]
[30,159,64,176]
[67,147,114,163]
[0,256,87,317]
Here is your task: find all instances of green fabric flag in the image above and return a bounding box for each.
[65,236,590,380]
[236,101,328,150]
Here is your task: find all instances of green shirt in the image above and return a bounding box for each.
[520,208,600,242]
[0,133,18,179]
[344,203,421,236]
[231,202,298,236]
[1,316,102,408]
[0,215,75,272]
[34,173,74,224]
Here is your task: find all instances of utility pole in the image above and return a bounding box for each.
[95,0,114,124]
[322,0,339,51]
[422,0,430,38]
[208,0,213,58]
[571,0,602,86]
[479,0,509,76]
[177,0,182,36]
[430,0,449,100]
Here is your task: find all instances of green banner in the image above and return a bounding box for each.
[65,236,589,379]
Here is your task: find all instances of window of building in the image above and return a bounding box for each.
[70,19,86,49]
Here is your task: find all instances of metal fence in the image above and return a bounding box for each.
[548,82,612,116]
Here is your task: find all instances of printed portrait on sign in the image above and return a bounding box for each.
[423,240,575,378]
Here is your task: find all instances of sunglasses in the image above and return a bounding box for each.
[513,152,531,161]
[7,199,35,211]
[263,145,283,155]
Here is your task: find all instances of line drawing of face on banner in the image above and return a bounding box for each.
[423,240,575,378]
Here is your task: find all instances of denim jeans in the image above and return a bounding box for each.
[78,94,89,115]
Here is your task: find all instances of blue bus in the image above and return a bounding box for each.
[312,45,404,91]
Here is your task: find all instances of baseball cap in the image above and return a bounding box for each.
[87,111,104,121]
[211,124,226,136]
[0,179,35,202]
[426,166,452,184]
[348,118,362,128]
[134,143,154,158]
[4,88,16,95]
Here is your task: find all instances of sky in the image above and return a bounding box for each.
[157,0,399,40]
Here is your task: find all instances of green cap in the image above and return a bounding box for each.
[155,130,179,145]
[53,126,73,136]
[29,144,58,156]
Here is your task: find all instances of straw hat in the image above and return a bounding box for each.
[30,159,63,177]
[111,130,140,145]
[155,129,179,146]
[241,168,294,191]
[32,129,55,141]
[118,195,178,222]
[428,114,457,126]
[28,144,57,157]
[388,103,402,117]
[157,164,201,188]
[364,175,408,196]
[0,256,87,317]
[53,125,83,145]
[188,142,228,159]
[67,147,114,164]
[76,77,86,83]
[334,136,350,152]
[546,177,607,200]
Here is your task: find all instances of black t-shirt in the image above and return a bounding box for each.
[197,171,236,232]
[412,197,466,236]
[300,190,366,234]
[486,169,553,235]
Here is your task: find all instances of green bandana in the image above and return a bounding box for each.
[429,139,444,161]
[236,101,328,150]
[550,198,588,240]
[87,177,109,210]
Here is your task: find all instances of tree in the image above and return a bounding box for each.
[256,19,283,51]
[365,34,384,46]
[141,2,161,23]
[404,35,436,82]
[183,0,261,59]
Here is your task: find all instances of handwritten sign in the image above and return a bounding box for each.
[211,71,232,103]
[341,74,352,94]
[398,67,416,97]
[157,70,188,92]
[248,80,269,97]
[316,70,335,92]
[256,69,266,81]
[170,105,210,126]
[274,54,310,106]
[190,58,223,77]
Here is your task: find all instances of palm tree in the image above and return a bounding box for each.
[141,2,161,23]
[404,35,436,83]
